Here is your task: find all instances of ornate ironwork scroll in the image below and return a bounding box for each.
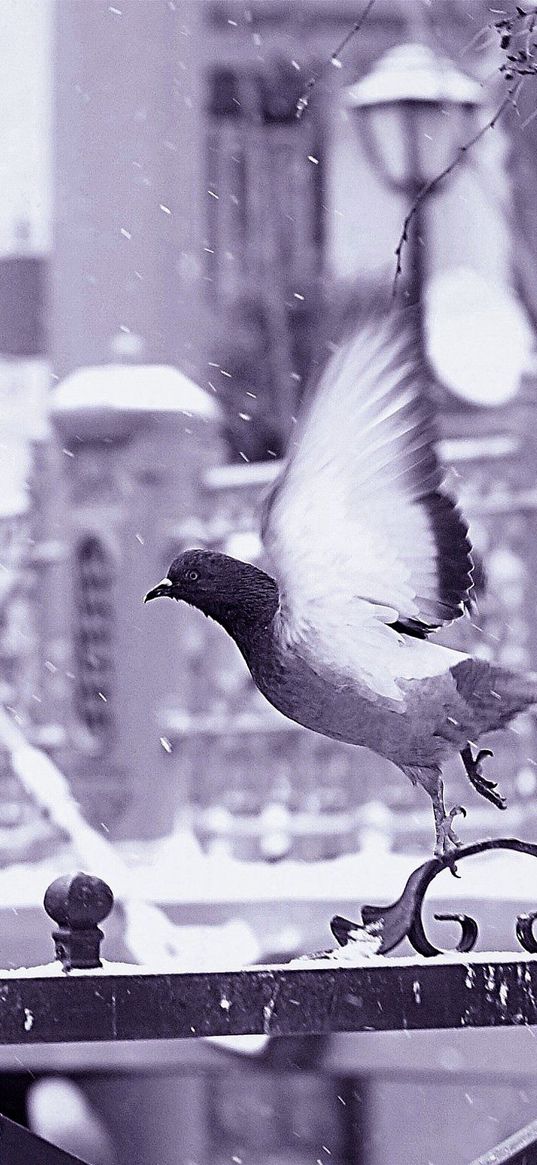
[331,837,537,958]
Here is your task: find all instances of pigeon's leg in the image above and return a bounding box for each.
[460,744,507,811]
[414,767,466,858]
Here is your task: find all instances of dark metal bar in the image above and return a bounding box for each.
[1,955,537,1046]
[468,1115,537,1164]
[337,1076,370,1165]
[0,1113,89,1164]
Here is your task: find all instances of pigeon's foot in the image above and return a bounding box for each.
[461,744,507,811]
[408,767,466,865]
[434,805,467,859]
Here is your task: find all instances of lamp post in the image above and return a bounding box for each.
[344,43,483,315]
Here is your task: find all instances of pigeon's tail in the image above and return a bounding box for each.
[451,658,537,735]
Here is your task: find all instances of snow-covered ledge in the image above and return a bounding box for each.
[0,951,536,1046]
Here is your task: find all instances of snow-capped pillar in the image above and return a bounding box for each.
[48,362,224,840]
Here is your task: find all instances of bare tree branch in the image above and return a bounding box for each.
[392,4,537,298]
[295,0,377,120]
[391,81,524,299]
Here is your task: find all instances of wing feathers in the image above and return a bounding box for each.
[262,306,473,695]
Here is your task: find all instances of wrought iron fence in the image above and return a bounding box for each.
[0,839,537,1161]
[469,1115,537,1164]
[0,1113,88,1165]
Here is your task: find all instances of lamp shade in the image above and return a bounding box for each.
[345,43,483,191]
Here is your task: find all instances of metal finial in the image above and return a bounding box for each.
[44,872,114,972]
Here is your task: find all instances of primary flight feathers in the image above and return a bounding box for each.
[262,311,474,676]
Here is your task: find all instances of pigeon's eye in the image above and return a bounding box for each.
[186,570,199,582]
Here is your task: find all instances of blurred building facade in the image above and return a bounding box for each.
[0,0,536,860]
[0,5,536,1165]
[18,0,532,858]
[51,1,520,450]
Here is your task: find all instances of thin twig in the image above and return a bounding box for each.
[458,24,497,59]
[392,3,537,297]
[518,8,537,126]
[295,0,377,119]
[391,81,523,299]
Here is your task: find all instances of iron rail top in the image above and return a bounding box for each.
[0,952,536,1045]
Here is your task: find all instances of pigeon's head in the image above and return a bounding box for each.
[144,548,278,631]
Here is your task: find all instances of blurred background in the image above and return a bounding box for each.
[1,0,537,1162]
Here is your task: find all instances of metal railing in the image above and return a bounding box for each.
[1,838,537,1161]
[0,1113,88,1165]
[469,1115,537,1164]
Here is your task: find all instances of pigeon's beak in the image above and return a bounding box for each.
[143,578,173,603]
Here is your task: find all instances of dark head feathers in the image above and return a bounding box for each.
[153,549,279,636]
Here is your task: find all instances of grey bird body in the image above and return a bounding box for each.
[145,308,537,855]
[226,587,537,772]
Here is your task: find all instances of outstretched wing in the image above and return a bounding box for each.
[262,308,473,700]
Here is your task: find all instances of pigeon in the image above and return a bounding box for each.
[144,309,537,857]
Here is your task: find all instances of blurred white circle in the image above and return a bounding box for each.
[516,766,537,797]
[426,268,534,406]
[260,829,291,860]
[224,530,263,561]
[28,1078,117,1164]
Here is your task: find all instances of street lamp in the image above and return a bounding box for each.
[344,43,483,308]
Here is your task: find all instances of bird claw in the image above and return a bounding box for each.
[461,745,507,811]
[434,804,466,865]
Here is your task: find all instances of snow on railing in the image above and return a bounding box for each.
[4,947,537,1046]
[0,839,535,1047]
[2,868,537,1165]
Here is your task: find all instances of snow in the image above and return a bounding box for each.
[288,936,383,967]
[345,43,483,107]
[0,959,152,979]
[1,948,536,981]
[253,949,537,973]
[1,713,537,982]
[51,363,220,420]
[1,950,535,978]
[131,830,537,910]
[0,708,260,970]
[204,460,280,489]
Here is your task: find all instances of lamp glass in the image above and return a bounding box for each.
[411,101,478,187]
[359,104,411,189]
[356,99,479,192]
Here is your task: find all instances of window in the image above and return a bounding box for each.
[206,61,324,449]
[73,537,115,746]
[0,255,47,357]
[205,61,323,299]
